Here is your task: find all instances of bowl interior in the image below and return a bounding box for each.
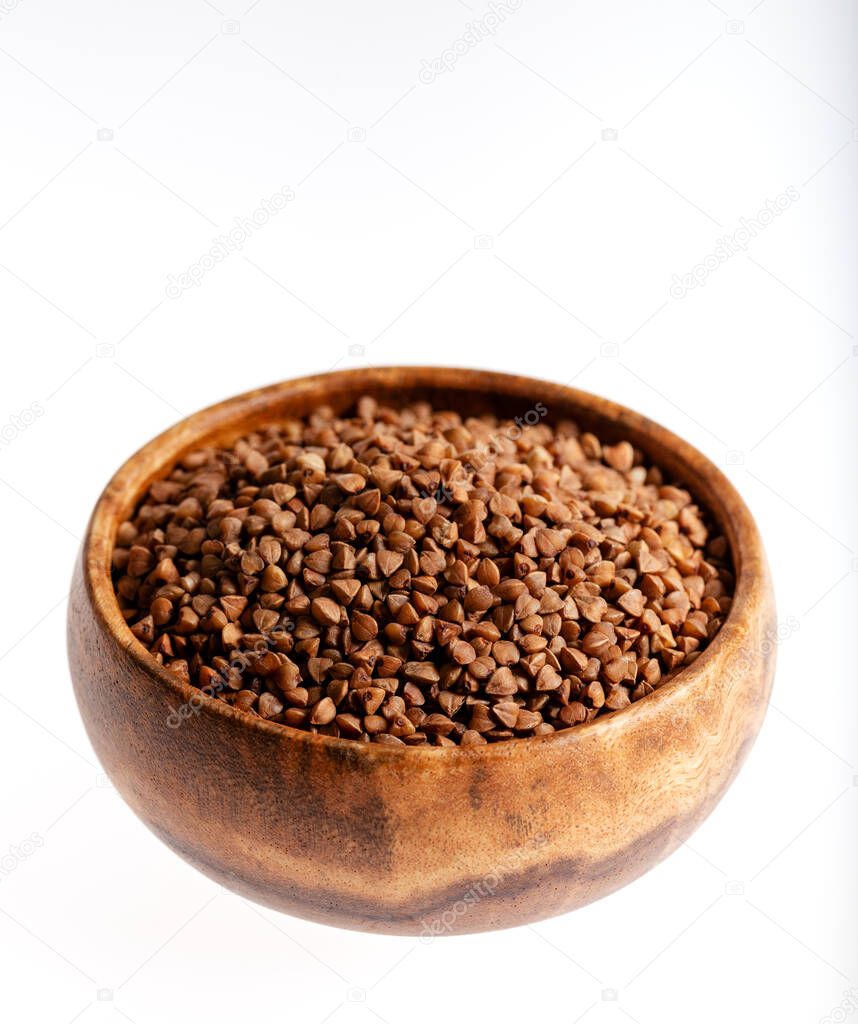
[101,367,745,566]
[85,366,757,750]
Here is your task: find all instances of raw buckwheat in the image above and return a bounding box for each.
[112,395,733,746]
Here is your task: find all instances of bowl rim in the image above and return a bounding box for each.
[80,366,766,761]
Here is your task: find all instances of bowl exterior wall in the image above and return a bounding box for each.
[69,563,774,935]
[68,368,775,934]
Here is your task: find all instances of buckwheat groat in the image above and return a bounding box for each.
[112,395,733,746]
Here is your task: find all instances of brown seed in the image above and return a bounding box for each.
[258,692,284,719]
[335,713,363,738]
[485,667,518,696]
[252,608,279,633]
[113,392,731,744]
[603,441,634,472]
[309,697,336,725]
[258,536,282,565]
[402,682,425,707]
[351,610,379,641]
[411,496,437,523]
[389,714,416,738]
[241,550,265,575]
[330,578,361,605]
[421,713,455,735]
[130,615,155,643]
[234,690,257,713]
[154,557,180,583]
[463,585,494,614]
[173,606,199,635]
[272,657,300,688]
[560,702,588,725]
[373,733,405,746]
[468,656,495,680]
[618,589,646,617]
[332,473,366,494]
[515,709,542,731]
[582,624,614,658]
[586,681,605,708]
[379,695,407,722]
[587,560,615,587]
[450,639,476,665]
[604,684,631,710]
[492,702,520,728]
[559,646,589,675]
[310,597,341,626]
[437,691,465,717]
[280,528,311,551]
[261,565,287,592]
[535,665,562,691]
[494,579,527,601]
[370,468,402,493]
[127,545,154,577]
[492,640,520,666]
[220,595,247,621]
[355,687,386,715]
[468,703,495,733]
[377,549,405,577]
[575,590,608,623]
[404,662,441,685]
[535,528,568,557]
[150,597,173,626]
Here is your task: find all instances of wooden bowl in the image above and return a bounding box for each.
[68,368,775,935]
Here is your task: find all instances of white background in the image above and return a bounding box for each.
[1,1,856,1021]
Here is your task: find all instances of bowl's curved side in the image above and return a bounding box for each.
[68,367,776,934]
[68,554,774,936]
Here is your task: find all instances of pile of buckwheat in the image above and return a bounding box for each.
[112,395,733,746]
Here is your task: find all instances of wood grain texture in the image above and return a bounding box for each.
[67,368,776,934]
